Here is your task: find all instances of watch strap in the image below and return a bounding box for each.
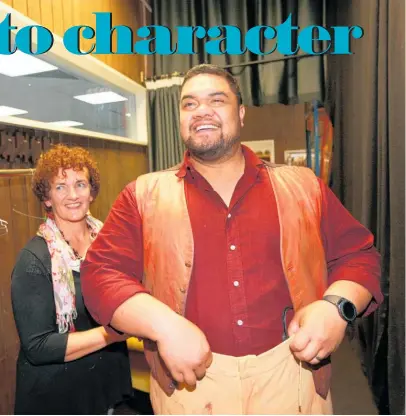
[323,294,344,305]
[323,295,357,322]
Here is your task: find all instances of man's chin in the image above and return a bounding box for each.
[188,131,220,144]
[189,142,218,152]
[185,137,220,153]
[191,148,218,160]
[183,134,239,161]
[187,144,228,162]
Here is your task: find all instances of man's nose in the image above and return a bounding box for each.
[194,102,214,117]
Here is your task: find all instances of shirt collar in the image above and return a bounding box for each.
[175,144,265,178]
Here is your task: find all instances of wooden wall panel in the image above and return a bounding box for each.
[24,174,45,235]
[10,0,26,15]
[39,0,53,33]
[71,0,88,54]
[61,0,73,34]
[95,0,113,68]
[118,142,149,189]
[0,122,148,414]
[110,0,138,81]
[87,138,106,220]
[10,176,31,255]
[0,177,19,416]
[104,141,121,209]
[26,0,41,24]
[240,103,306,164]
[51,0,64,37]
[7,0,146,83]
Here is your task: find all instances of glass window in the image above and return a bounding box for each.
[0,39,144,142]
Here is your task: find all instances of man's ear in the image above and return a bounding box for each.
[239,105,245,127]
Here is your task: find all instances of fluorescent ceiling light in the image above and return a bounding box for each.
[125,113,131,117]
[0,106,28,116]
[47,120,84,127]
[0,50,58,77]
[74,91,128,105]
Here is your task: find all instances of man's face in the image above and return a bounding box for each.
[179,74,245,161]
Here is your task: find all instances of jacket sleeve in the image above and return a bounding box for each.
[11,249,69,365]
[81,181,148,327]
[319,179,384,316]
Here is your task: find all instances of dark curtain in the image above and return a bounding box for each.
[325,0,405,414]
[148,0,328,172]
[151,0,325,106]
[147,82,185,171]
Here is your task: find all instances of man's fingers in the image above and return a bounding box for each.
[290,332,332,364]
[205,351,213,368]
[292,340,320,362]
[289,329,311,352]
[194,364,207,381]
[171,370,185,384]
[287,319,300,337]
[308,356,322,366]
[182,369,197,387]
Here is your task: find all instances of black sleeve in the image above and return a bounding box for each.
[11,249,69,365]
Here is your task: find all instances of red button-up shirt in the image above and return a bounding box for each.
[81,146,383,357]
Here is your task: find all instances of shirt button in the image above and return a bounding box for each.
[230,245,236,251]
[227,213,231,218]
[233,281,239,287]
[237,320,243,326]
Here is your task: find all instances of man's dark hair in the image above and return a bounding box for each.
[181,64,243,105]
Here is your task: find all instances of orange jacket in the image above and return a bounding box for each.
[135,163,330,398]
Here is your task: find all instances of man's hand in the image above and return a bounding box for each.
[287,300,347,365]
[110,293,212,387]
[103,327,131,344]
[156,314,212,387]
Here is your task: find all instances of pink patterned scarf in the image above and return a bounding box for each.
[37,215,103,333]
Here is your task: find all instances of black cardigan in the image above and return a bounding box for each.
[11,236,133,415]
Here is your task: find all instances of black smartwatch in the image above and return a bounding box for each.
[322,295,357,323]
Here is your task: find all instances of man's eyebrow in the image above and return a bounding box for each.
[208,92,229,98]
[181,94,196,101]
[181,91,229,101]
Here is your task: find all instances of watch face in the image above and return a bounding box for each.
[341,301,357,321]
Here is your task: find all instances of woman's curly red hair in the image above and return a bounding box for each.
[32,144,100,211]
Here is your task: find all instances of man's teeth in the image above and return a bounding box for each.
[196,124,218,132]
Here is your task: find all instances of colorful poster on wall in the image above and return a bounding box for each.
[241,140,275,163]
[284,149,315,167]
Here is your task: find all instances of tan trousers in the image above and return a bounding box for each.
[150,339,333,415]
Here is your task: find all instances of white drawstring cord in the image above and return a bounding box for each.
[298,360,302,413]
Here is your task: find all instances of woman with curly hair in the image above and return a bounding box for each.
[11,144,133,415]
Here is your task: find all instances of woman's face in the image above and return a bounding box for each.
[45,168,93,224]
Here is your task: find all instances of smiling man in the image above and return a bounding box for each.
[81,64,383,415]
[180,75,243,162]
